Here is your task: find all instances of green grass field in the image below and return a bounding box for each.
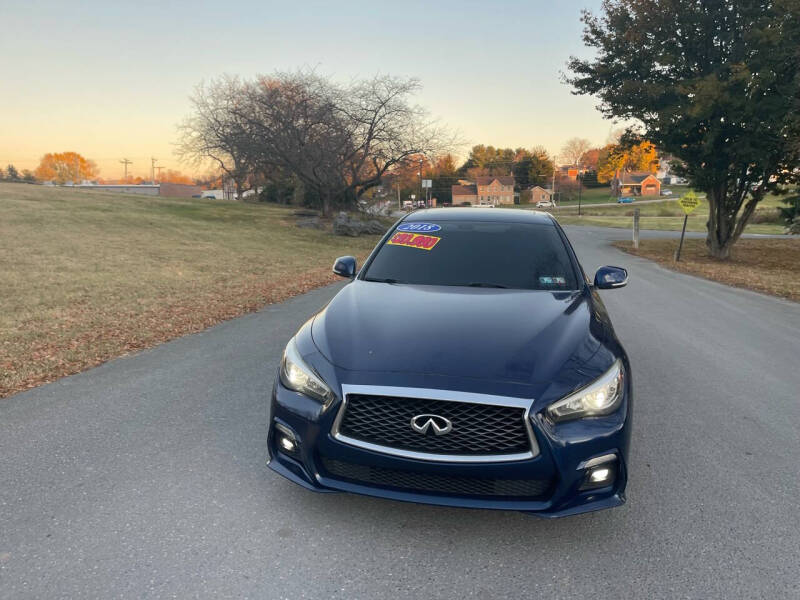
[517,186,787,235]
[556,186,624,206]
[0,183,384,397]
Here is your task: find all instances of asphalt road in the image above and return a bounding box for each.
[553,196,681,209]
[2,226,799,599]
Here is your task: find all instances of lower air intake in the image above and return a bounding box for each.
[321,457,553,498]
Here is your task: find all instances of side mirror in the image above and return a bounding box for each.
[332,256,357,279]
[594,266,628,289]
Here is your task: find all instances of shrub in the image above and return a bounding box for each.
[778,191,800,224]
[749,208,782,224]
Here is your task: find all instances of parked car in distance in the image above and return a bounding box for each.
[617,196,635,204]
[536,200,555,208]
[660,190,673,196]
[268,208,632,517]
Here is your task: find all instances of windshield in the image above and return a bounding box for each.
[363,220,579,290]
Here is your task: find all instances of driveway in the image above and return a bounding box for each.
[1,226,798,599]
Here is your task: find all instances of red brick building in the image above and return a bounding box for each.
[451,175,516,206]
[475,176,515,205]
[451,184,478,205]
[613,172,661,196]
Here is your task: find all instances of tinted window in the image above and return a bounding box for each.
[364,221,578,290]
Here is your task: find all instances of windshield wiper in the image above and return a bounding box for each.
[364,277,406,284]
[467,282,508,288]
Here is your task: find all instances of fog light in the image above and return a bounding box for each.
[274,422,299,456]
[589,467,611,484]
[579,459,617,491]
[278,435,297,453]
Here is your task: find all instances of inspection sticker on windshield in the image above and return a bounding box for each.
[540,276,566,286]
[397,222,442,233]
[387,232,441,250]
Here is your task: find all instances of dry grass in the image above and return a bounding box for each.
[613,238,800,302]
[0,183,385,397]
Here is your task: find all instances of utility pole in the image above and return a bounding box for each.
[154,166,164,182]
[418,158,423,207]
[120,158,132,181]
[150,157,158,183]
[396,179,401,210]
[75,156,80,184]
[552,155,557,206]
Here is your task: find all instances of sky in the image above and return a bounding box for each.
[0,0,612,179]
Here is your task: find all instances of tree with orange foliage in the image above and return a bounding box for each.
[158,169,194,185]
[390,154,432,193]
[35,152,98,184]
[597,141,658,184]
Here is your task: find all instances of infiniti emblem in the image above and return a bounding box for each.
[410,414,453,436]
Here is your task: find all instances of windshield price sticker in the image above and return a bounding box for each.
[397,223,442,233]
[678,192,701,215]
[387,232,441,251]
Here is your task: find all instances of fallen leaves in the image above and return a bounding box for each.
[1,267,345,398]
[614,238,800,302]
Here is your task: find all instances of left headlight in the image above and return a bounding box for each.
[279,337,334,406]
[547,359,624,423]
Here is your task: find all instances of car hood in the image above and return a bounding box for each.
[311,281,602,385]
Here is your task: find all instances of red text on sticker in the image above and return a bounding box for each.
[387,232,441,250]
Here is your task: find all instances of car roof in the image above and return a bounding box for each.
[403,207,555,225]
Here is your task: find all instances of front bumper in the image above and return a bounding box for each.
[267,377,630,518]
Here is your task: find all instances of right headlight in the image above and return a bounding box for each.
[279,337,334,406]
[547,359,624,423]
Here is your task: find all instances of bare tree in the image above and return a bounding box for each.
[180,70,453,215]
[178,76,253,200]
[560,137,592,167]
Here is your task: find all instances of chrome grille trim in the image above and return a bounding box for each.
[331,384,540,463]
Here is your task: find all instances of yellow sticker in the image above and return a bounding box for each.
[387,232,441,250]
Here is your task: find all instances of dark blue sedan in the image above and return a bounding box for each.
[267,208,631,517]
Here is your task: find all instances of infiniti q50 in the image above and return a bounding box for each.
[267,208,631,517]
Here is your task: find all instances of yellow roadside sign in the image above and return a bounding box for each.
[678,191,701,215]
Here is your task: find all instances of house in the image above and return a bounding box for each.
[451,175,516,206]
[613,172,661,196]
[529,186,553,204]
[451,184,478,205]
[475,175,515,205]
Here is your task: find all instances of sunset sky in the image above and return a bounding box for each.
[0,0,612,179]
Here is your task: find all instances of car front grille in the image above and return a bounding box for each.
[320,457,553,498]
[337,393,531,456]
